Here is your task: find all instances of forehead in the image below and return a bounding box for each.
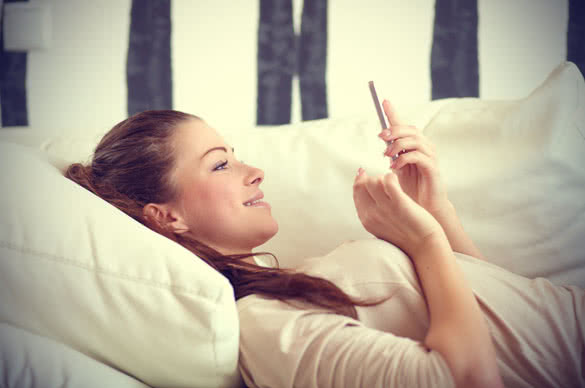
[173,118,226,159]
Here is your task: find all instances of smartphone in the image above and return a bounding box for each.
[369,81,400,158]
[368,81,389,130]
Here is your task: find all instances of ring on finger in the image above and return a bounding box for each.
[391,149,407,161]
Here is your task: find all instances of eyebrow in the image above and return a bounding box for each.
[200,146,235,160]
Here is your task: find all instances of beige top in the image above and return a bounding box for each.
[238,239,585,388]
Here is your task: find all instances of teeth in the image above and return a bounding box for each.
[244,199,262,206]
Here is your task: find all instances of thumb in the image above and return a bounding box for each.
[382,100,402,127]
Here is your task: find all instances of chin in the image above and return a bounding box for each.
[254,219,279,247]
[262,219,279,241]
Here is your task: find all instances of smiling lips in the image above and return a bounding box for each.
[243,192,271,208]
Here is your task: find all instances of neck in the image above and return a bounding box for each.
[242,256,257,265]
[209,242,255,261]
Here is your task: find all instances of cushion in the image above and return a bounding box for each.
[0,144,243,388]
[425,61,585,286]
[0,323,149,388]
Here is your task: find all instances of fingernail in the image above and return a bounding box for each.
[378,129,389,138]
[357,167,363,176]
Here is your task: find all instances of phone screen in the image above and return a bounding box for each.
[368,81,388,130]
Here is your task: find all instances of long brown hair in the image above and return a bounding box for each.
[65,110,382,319]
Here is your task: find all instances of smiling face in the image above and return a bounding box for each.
[159,118,278,255]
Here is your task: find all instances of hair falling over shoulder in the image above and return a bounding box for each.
[65,110,384,320]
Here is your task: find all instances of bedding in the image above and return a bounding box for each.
[0,144,243,388]
[0,323,149,388]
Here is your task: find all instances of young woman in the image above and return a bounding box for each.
[66,102,584,388]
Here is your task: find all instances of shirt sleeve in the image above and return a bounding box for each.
[237,297,455,388]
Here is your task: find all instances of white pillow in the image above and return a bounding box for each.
[0,144,243,388]
[0,323,149,388]
[424,61,585,286]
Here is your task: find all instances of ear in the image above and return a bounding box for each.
[143,203,190,235]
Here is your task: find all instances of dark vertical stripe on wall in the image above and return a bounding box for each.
[257,0,295,125]
[126,0,172,116]
[567,0,585,76]
[430,0,479,99]
[0,0,29,127]
[299,0,328,121]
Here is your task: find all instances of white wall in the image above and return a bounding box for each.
[479,0,568,99]
[0,0,569,137]
[172,2,259,132]
[12,0,129,135]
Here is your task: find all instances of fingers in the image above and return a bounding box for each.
[378,125,418,149]
[391,150,437,175]
[353,168,376,208]
[378,124,418,143]
[382,100,402,127]
[354,168,387,206]
[376,101,439,176]
[354,168,402,205]
[365,175,393,206]
[384,136,435,161]
[379,125,436,161]
[380,171,402,200]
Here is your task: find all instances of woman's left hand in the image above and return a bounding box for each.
[378,100,450,216]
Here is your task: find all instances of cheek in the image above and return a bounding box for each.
[184,181,240,220]
[204,183,238,205]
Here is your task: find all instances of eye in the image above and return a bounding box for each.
[213,160,228,171]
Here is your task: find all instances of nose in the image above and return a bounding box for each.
[246,165,264,186]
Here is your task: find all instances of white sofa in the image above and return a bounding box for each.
[1,61,584,388]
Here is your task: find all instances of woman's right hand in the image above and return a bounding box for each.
[353,167,445,257]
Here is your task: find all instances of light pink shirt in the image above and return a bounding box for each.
[238,239,585,388]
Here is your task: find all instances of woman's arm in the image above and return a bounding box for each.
[428,200,487,261]
[408,232,501,387]
[353,170,503,388]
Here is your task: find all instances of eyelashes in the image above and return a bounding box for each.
[213,160,228,171]
[212,159,246,172]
